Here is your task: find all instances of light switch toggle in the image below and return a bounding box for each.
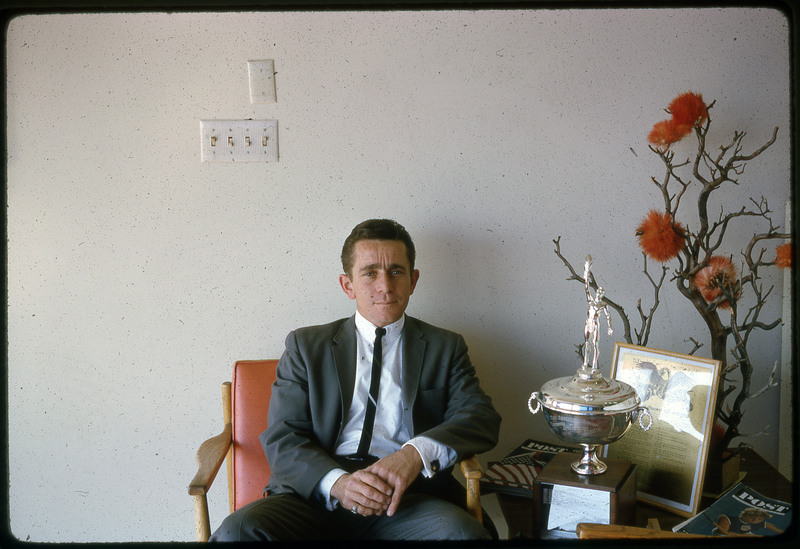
[200,119,278,163]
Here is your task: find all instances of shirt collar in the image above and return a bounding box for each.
[354,311,404,344]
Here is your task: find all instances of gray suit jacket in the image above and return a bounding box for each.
[260,315,501,502]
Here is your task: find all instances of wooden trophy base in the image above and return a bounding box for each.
[532,451,637,538]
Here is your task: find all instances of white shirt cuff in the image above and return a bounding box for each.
[403,436,456,478]
[317,468,348,511]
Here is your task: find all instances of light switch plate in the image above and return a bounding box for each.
[200,119,278,163]
[247,59,276,104]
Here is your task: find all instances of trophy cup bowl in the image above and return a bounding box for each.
[528,366,651,475]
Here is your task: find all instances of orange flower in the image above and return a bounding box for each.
[635,210,686,261]
[648,119,692,148]
[668,92,709,128]
[693,256,738,309]
[648,92,709,148]
[775,242,792,269]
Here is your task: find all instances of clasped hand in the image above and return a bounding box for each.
[331,446,423,517]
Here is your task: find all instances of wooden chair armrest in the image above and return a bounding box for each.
[190,382,233,541]
[576,523,713,539]
[188,423,232,496]
[459,455,483,523]
[459,454,483,480]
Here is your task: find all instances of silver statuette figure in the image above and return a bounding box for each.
[583,255,612,371]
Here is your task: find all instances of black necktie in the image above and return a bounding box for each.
[356,327,386,457]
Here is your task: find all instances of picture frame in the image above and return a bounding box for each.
[603,342,721,517]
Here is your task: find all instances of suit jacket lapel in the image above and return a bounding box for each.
[402,316,426,414]
[332,316,357,423]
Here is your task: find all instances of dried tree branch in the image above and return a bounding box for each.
[554,96,785,460]
[685,337,704,355]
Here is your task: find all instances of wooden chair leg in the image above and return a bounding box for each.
[465,477,483,523]
[194,493,211,542]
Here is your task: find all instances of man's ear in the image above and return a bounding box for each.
[409,269,420,294]
[339,273,356,299]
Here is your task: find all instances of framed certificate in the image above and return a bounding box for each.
[603,343,721,517]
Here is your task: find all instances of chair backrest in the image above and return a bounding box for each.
[230,359,278,511]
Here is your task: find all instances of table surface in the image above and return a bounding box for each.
[492,447,793,539]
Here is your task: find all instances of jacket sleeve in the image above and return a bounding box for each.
[412,331,502,461]
[259,330,342,501]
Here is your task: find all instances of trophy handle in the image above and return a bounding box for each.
[527,392,541,415]
[635,406,653,431]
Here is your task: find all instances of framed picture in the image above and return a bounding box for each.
[603,342,721,517]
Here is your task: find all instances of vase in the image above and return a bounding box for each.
[703,449,741,495]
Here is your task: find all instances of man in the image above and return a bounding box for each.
[211,219,501,541]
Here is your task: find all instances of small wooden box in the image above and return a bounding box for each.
[532,452,637,537]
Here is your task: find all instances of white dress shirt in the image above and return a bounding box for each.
[316,311,456,509]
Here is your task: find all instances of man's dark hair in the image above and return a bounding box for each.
[341,219,416,276]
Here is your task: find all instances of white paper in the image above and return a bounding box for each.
[547,484,610,531]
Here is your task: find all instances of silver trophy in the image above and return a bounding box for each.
[528,255,651,475]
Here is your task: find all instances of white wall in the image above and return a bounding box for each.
[6,8,792,542]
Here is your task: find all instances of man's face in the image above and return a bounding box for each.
[339,239,419,327]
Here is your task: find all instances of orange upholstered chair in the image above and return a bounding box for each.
[188,360,277,541]
[188,359,485,541]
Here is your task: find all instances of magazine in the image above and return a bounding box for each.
[674,482,792,536]
[480,438,581,498]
